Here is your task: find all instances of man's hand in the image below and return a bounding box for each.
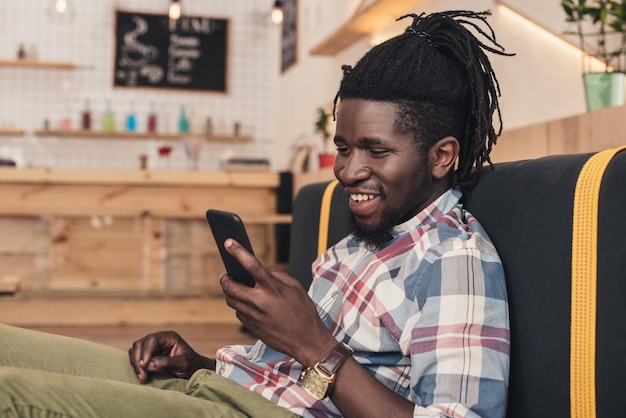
[128,331,216,383]
[220,238,338,368]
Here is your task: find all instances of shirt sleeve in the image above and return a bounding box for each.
[407,244,510,418]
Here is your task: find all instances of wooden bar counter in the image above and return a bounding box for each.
[0,168,289,297]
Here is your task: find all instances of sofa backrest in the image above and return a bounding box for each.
[287,181,349,290]
[287,150,626,418]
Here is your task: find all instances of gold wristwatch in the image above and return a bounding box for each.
[301,341,353,400]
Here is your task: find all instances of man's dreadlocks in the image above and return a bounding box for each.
[334,10,513,190]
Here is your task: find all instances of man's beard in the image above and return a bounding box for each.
[347,205,407,250]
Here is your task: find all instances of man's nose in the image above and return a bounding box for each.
[338,153,371,185]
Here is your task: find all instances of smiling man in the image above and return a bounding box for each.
[0,10,511,418]
[209,10,512,418]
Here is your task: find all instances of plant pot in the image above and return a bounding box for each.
[583,72,625,111]
[318,153,335,169]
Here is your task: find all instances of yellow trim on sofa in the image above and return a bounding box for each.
[318,180,340,257]
[571,145,626,418]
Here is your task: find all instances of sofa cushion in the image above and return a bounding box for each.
[464,151,626,418]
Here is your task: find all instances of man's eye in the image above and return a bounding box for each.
[336,146,349,153]
[369,149,388,156]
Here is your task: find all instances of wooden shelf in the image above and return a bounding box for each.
[0,128,24,136]
[0,167,281,188]
[310,0,423,55]
[34,130,252,143]
[0,59,76,70]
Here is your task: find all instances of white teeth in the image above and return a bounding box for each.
[350,194,376,202]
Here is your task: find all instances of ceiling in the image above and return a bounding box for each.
[310,0,423,55]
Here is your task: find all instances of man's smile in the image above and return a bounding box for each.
[347,191,382,219]
[350,193,377,202]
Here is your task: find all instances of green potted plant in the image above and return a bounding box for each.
[314,105,335,168]
[562,0,626,111]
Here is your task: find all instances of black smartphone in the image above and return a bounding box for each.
[206,209,256,287]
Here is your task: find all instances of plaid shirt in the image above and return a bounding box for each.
[216,187,510,417]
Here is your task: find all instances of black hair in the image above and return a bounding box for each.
[334,10,513,190]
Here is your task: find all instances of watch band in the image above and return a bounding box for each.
[315,341,353,379]
[301,342,353,399]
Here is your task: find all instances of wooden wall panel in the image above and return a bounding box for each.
[494,105,626,162]
[0,215,277,296]
[0,169,285,296]
[47,216,154,292]
[0,218,48,291]
[164,220,271,296]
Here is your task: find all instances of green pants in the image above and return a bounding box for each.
[0,324,299,418]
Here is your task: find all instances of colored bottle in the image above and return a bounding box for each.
[126,103,136,132]
[81,100,91,131]
[126,113,136,131]
[103,101,115,132]
[178,106,189,134]
[60,117,71,131]
[147,102,157,133]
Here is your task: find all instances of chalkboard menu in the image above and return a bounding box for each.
[114,11,228,92]
[281,0,297,73]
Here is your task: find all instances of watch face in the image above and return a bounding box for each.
[302,368,329,400]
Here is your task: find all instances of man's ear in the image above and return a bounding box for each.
[430,136,460,180]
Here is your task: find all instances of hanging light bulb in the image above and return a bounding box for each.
[271,0,283,25]
[55,0,67,14]
[47,0,73,21]
[169,0,181,20]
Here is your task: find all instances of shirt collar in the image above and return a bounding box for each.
[389,187,462,238]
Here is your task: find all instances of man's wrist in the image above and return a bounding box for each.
[200,356,217,371]
[299,336,341,368]
[301,341,354,399]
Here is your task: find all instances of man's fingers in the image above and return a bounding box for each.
[220,273,251,312]
[128,331,185,383]
[146,355,171,372]
[147,355,196,379]
[129,338,154,383]
[138,334,160,366]
[224,239,273,284]
[128,347,147,382]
